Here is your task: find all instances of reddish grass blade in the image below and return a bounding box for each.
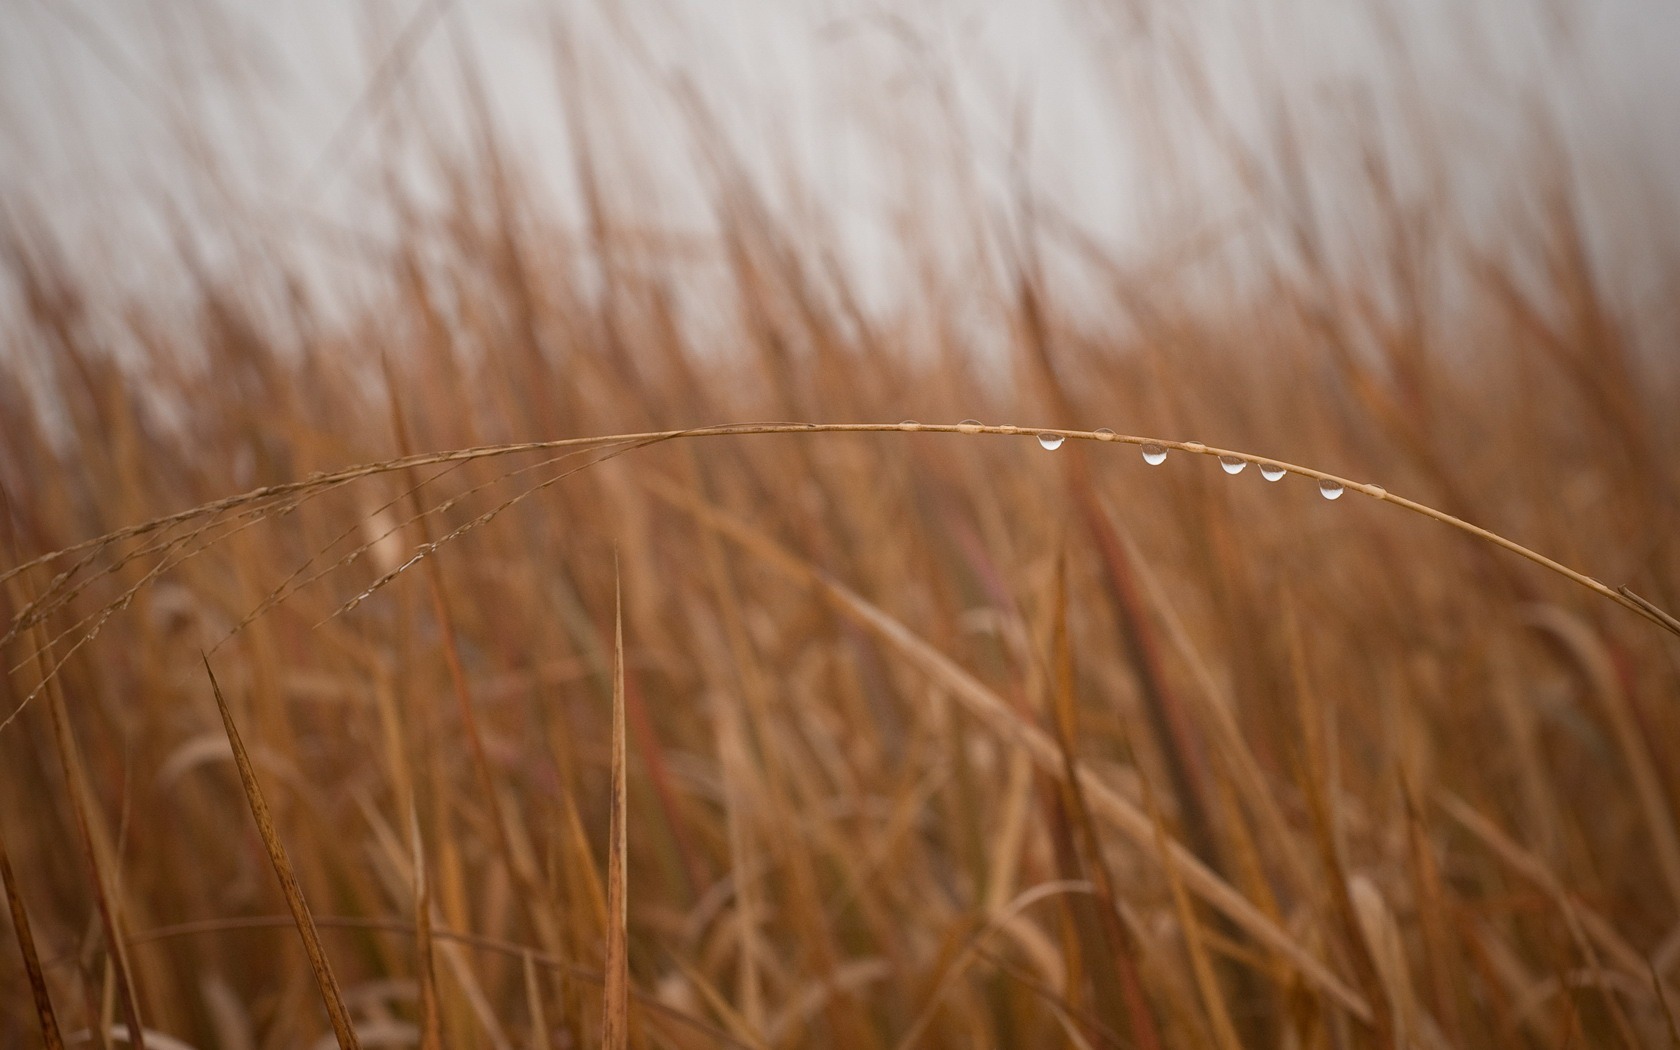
[42,674,146,1050]
[1045,554,1161,1050]
[409,804,442,1050]
[1283,609,1397,1045]
[0,814,66,1050]
[602,568,631,1050]
[203,658,362,1050]
[1135,751,1243,1050]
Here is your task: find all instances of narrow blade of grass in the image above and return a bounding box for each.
[42,661,146,1050]
[524,949,554,1050]
[1129,710,1243,1050]
[602,566,631,1050]
[409,804,442,1050]
[203,657,361,1050]
[1283,604,1396,1045]
[0,812,66,1050]
[1045,553,1161,1050]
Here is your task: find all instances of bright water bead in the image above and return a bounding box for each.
[1037,432,1065,450]
[1319,479,1345,500]
[1141,443,1168,465]
[1219,455,1247,475]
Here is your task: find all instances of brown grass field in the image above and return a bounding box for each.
[3,10,1680,1047]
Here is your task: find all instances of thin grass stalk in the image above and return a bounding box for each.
[409,804,442,1050]
[602,568,631,1050]
[1045,553,1161,1050]
[1398,771,1468,1046]
[1283,604,1397,1046]
[202,658,361,1050]
[0,811,66,1050]
[1131,722,1244,1050]
[1011,231,1221,896]
[39,650,146,1050]
[383,369,563,956]
[8,423,1672,646]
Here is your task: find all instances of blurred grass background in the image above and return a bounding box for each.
[2,1,1679,1046]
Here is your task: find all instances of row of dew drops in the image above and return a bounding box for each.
[900,419,1374,501]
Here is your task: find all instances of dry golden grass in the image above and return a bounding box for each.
[2,21,1680,1047]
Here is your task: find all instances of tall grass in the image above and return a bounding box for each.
[3,6,1680,1047]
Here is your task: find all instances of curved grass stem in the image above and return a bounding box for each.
[3,421,1673,725]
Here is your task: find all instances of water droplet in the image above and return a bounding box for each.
[1365,484,1387,499]
[1319,479,1345,500]
[1219,455,1247,475]
[1184,441,1207,453]
[957,418,983,434]
[1037,432,1065,451]
[1141,443,1168,465]
[898,420,920,431]
[1259,463,1286,482]
[1094,427,1116,440]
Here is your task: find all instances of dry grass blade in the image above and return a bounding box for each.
[385,376,565,961]
[1524,604,1680,917]
[202,657,362,1050]
[0,813,66,1050]
[1284,604,1397,1044]
[1045,553,1161,1050]
[603,566,631,1049]
[1436,791,1658,987]
[893,880,1099,1050]
[1132,723,1243,1050]
[40,655,147,1050]
[409,805,442,1050]
[524,950,552,1050]
[1400,773,1468,1043]
[1348,876,1421,1047]
[1439,791,1653,1047]
[1619,587,1680,636]
[1654,961,1680,1047]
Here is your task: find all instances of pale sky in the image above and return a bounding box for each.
[1,0,1676,315]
